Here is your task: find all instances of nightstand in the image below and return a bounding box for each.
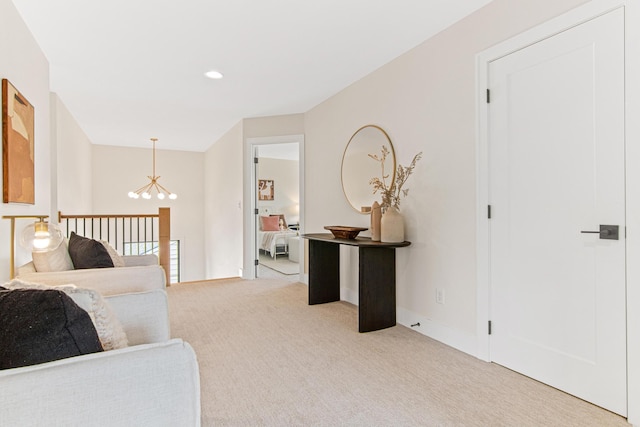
[288,235,300,262]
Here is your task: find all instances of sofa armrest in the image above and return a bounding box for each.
[16,265,166,296]
[105,290,170,345]
[123,254,159,267]
[16,261,37,275]
[0,339,200,427]
[17,254,157,272]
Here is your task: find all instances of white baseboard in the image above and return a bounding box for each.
[336,287,478,358]
[341,288,358,306]
[396,307,479,358]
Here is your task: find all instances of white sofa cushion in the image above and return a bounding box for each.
[31,240,73,272]
[16,263,166,296]
[106,290,170,345]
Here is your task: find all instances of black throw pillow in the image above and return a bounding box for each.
[0,288,103,370]
[68,231,114,269]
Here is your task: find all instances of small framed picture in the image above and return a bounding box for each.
[258,179,274,201]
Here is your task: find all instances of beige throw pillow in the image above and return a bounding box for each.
[100,240,126,267]
[3,279,128,351]
[32,240,74,272]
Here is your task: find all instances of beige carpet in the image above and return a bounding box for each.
[167,278,628,427]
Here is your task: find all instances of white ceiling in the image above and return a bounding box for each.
[11,0,493,152]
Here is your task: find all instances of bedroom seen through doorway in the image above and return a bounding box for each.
[254,142,301,280]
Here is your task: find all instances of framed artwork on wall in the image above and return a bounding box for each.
[258,179,274,201]
[2,79,35,204]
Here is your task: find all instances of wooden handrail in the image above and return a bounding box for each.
[58,213,160,220]
[58,208,171,285]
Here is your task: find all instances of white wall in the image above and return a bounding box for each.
[91,144,205,283]
[204,114,304,279]
[204,121,243,279]
[305,0,588,347]
[51,93,92,214]
[0,0,51,279]
[204,114,304,280]
[244,114,305,139]
[257,157,299,222]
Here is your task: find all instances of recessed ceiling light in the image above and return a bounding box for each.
[204,70,224,79]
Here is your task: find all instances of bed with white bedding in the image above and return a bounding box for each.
[258,214,297,258]
[258,229,298,258]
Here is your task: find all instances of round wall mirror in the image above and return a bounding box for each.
[341,125,396,214]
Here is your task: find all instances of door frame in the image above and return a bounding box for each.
[243,134,305,280]
[476,0,640,423]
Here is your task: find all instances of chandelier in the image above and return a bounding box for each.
[128,138,177,200]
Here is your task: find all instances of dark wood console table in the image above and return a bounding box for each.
[302,233,411,332]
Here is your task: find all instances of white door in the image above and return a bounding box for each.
[488,8,626,416]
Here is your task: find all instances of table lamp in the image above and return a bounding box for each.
[2,215,63,278]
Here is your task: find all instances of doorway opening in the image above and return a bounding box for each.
[244,134,304,281]
[254,143,301,280]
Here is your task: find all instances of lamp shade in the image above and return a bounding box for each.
[20,220,64,252]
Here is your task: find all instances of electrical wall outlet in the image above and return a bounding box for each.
[436,288,445,304]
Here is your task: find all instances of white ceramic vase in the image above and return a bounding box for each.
[380,206,404,243]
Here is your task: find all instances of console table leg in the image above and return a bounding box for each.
[359,247,396,332]
[308,240,340,305]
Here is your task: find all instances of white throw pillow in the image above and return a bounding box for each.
[100,240,126,267]
[3,279,128,351]
[31,240,74,272]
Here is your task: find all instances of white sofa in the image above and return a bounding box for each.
[0,288,201,426]
[16,254,166,296]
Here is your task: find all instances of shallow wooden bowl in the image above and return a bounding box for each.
[324,226,368,239]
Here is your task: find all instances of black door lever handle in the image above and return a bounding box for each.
[580,225,619,240]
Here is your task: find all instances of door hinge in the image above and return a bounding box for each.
[254,208,259,215]
[488,205,492,219]
[254,157,259,164]
[488,320,492,335]
[486,89,491,103]
[254,259,259,266]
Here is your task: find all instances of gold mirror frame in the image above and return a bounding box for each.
[341,125,396,214]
